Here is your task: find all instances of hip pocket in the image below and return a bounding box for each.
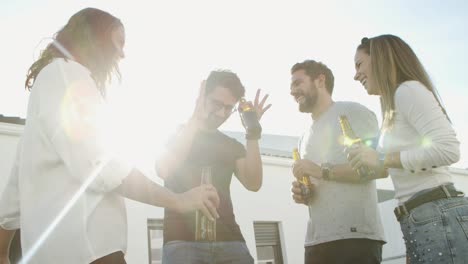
[458,215,468,239]
[455,200,468,239]
[409,202,442,226]
[162,241,189,264]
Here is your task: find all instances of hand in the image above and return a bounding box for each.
[176,184,220,221]
[239,89,270,140]
[291,181,308,205]
[252,89,272,121]
[190,80,208,127]
[346,145,380,171]
[0,256,10,264]
[292,159,321,180]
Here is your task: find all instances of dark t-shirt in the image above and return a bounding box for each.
[163,130,246,244]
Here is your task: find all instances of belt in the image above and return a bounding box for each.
[394,185,465,221]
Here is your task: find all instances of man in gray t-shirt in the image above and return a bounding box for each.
[289,60,386,264]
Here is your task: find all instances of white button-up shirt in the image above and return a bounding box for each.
[0,59,132,263]
[380,81,460,202]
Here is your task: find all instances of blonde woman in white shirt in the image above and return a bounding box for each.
[0,8,220,264]
[349,34,468,264]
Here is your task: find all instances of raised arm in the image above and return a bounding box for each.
[156,81,207,180]
[235,89,271,191]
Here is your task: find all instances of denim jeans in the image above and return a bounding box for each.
[398,185,468,264]
[162,241,254,264]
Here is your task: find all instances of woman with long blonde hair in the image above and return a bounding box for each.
[348,34,468,263]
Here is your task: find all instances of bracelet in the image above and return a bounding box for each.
[321,163,332,180]
[378,152,386,169]
[386,152,397,168]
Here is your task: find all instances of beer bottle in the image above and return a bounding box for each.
[338,115,375,179]
[292,148,314,202]
[195,166,216,241]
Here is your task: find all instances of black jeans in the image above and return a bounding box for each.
[305,239,383,264]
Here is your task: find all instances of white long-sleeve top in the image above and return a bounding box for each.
[379,81,460,203]
[0,58,132,263]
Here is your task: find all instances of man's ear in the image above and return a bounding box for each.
[314,74,326,90]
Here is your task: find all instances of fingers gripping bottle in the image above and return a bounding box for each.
[292,148,314,202]
[338,115,375,179]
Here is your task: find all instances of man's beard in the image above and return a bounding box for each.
[298,93,317,113]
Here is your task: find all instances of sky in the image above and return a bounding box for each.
[1,0,468,170]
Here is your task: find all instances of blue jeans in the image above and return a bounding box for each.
[398,185,468,263]
[162,241,254,264]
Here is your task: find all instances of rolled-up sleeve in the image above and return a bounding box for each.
[40,62,132,193]
[397,82,460,170]
[0,143,21,230]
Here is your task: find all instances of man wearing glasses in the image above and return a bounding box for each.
[156,70,271,263]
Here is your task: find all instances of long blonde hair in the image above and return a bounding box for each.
[357,35,449,128]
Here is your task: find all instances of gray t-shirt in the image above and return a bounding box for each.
[300,101,386,246]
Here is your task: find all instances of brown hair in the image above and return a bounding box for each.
[25,8,123,93]
[205,70,245,99]
[291,60,335,95]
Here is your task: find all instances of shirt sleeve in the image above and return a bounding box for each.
[396,82,460,170]
[0,141,21,230]
[347,103,380,146]
[39,61,132,193]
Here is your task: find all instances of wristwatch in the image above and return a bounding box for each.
[321,163,333,180]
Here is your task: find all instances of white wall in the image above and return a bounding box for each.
[0,123,22,194]
[127,155,455,264]
[123,156,310,264]
[125,199,164,264]
[379,199,406,264]
[2,123,468,264]
[230,157,309,264]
